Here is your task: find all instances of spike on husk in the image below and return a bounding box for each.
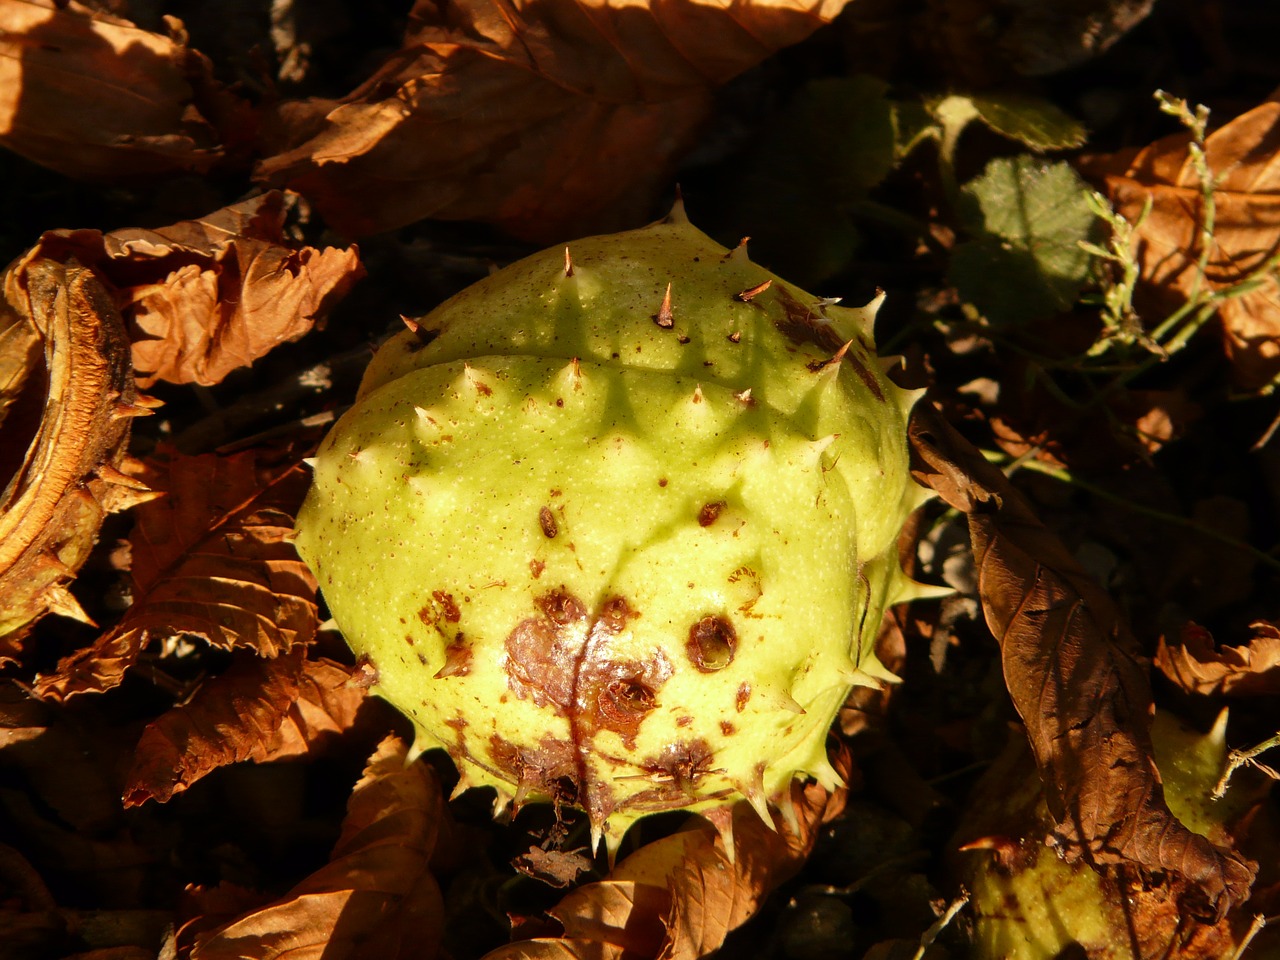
[294,210,926,849]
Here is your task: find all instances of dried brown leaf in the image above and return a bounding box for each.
[122,650,304,806]
[0,0,235,178]
[122,653,368,806]
[254,655,370,760]
[27,192,364,387]
[257,0,851,240]
[189,736,446,960]
[908,402,1257,920]
[0,256,155,652]
[1082,98,1280,390]
[1156,621,1280,698]
[33,446,318,701]
[489,745,848,959]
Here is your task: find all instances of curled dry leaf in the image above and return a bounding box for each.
[907,402,1257,920]
[0,0,235,178]
[485,744,850,960]
[1156,621,1280,698]
[257,0,851,240]
[189,735,446,960]
[0,256,158,652]
[33,446,318,701]
[123,653,369,806]
[26,191,364,387]
[1081,98,1280,390]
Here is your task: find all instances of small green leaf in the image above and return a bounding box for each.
[966,94,1088,151]
[949,155,1100,325]
[928,93,1087,158]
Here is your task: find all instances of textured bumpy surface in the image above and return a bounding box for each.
[295,207,927,852]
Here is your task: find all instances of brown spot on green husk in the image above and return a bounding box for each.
[687,616,737,672]
[771,285,845,353]
[505,590,669,745]
[697,501,726,527]
[641,738,715,791]
[539,506,559,538]
[434,590,461,622]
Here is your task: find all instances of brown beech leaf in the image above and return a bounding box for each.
[907,402,1257,920]
[123,650,304,806]
[253,655,371,760]
[0,0,237,178]
[25,192,364,387]
[1155,621,1280,698]
[123,653,368,806]
[1081,99,1280,390]
[0,256,158,653]
[486,745,849,959]
[257,0,851,241]
[189,735,446,960]
[32,445,318,701]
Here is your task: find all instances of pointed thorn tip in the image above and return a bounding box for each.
[652,282,674,329]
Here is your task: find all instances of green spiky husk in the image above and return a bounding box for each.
[295,208,926,852]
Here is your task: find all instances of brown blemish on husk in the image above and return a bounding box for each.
[419,591,461,627]
[488,733,579,797]
[697,501,726,527]
[771,285,845,353]
[849,353,887,401]
[687,616,737,672]
[641,738,715,790]
[736,682,751,712]
[505,590,669,748]
[539,506,558,538]
[729,566,764,617]
[434,590,461,622]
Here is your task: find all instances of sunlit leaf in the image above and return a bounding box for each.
[1155,621,1280,698]
[256,0,854,241]
[189,736,446,960]
[33,446,317,701]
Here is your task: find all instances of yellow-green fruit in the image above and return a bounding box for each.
[294,207,926,853]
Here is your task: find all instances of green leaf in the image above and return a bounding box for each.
[928,93,1087,161]
[949,155,1100,325]
[966,94,1088,151]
